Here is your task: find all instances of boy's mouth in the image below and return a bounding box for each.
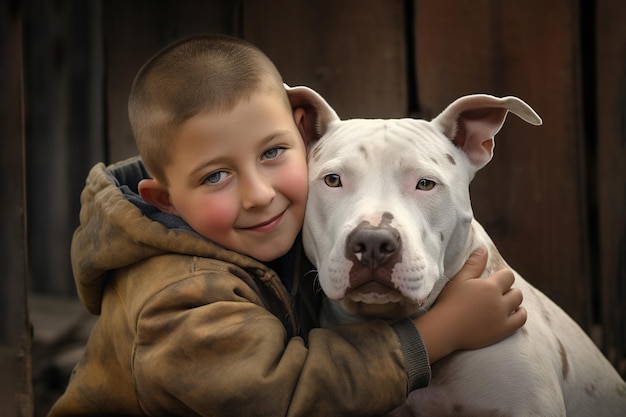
[242,209,286,232]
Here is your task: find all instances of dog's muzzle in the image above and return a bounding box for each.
[344,217,402,300]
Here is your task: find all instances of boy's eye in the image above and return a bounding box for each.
[324,174,342,187]
[205,171,228,184]
[416,179,436,191]
[262,147,285,160]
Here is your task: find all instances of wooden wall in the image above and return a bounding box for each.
[596,0,626,374]
[10,2,625,413]
[2,0,33,415]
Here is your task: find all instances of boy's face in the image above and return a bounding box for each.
[160,91,308,262]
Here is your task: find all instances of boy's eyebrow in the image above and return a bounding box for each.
[188,130,293,177]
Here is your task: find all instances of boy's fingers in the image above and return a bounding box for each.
[452,247,488,282]
[503,287,523,311]
[508,306,528,329]
[491,268,516,292]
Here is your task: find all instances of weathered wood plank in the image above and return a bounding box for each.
[596,0,626,375]
[1,0,33,414]
[22,0,107,297]
[414,0,590,326]
[242,0,408,118]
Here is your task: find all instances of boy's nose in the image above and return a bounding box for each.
[240,174,276,209]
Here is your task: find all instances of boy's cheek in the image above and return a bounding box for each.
[284,170,309,204]
[191,201,237,238]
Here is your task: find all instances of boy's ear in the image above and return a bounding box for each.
[138,179,177,214]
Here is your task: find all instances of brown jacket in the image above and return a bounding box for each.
[48,157,429,416]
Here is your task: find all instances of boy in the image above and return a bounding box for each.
[49,34,526,416]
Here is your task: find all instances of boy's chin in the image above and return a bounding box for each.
[252,237,297,262]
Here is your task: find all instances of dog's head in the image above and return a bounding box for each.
[287,85,542,320]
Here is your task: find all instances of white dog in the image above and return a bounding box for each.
[288,85,626,416]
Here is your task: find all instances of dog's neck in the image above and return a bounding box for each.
[464,219,509,278]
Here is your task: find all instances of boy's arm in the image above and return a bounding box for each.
[414,248,527,363]
[391,248,527,391]
[134,268,409,416]
[132,249,524,416]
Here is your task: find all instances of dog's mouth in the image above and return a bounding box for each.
[342,282,425,319]
[347,282,402,303]
[342,289,412,319]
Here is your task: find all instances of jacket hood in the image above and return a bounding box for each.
[72,157,270,314]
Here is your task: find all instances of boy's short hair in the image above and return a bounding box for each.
[128,34,287,185]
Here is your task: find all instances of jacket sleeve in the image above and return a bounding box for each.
[132,262,426,416]
[393,319,432,391]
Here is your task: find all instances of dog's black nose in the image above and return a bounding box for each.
[347,227,400,269]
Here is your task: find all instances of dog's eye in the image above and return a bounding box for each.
[416,179,435,191]
[324,174,342,187]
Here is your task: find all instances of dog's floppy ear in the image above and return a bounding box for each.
[285,84,339,148]
[432,94,542,170]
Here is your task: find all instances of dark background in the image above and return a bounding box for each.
[2,0,625,415]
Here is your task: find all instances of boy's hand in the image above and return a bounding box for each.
[413,248,527,363]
